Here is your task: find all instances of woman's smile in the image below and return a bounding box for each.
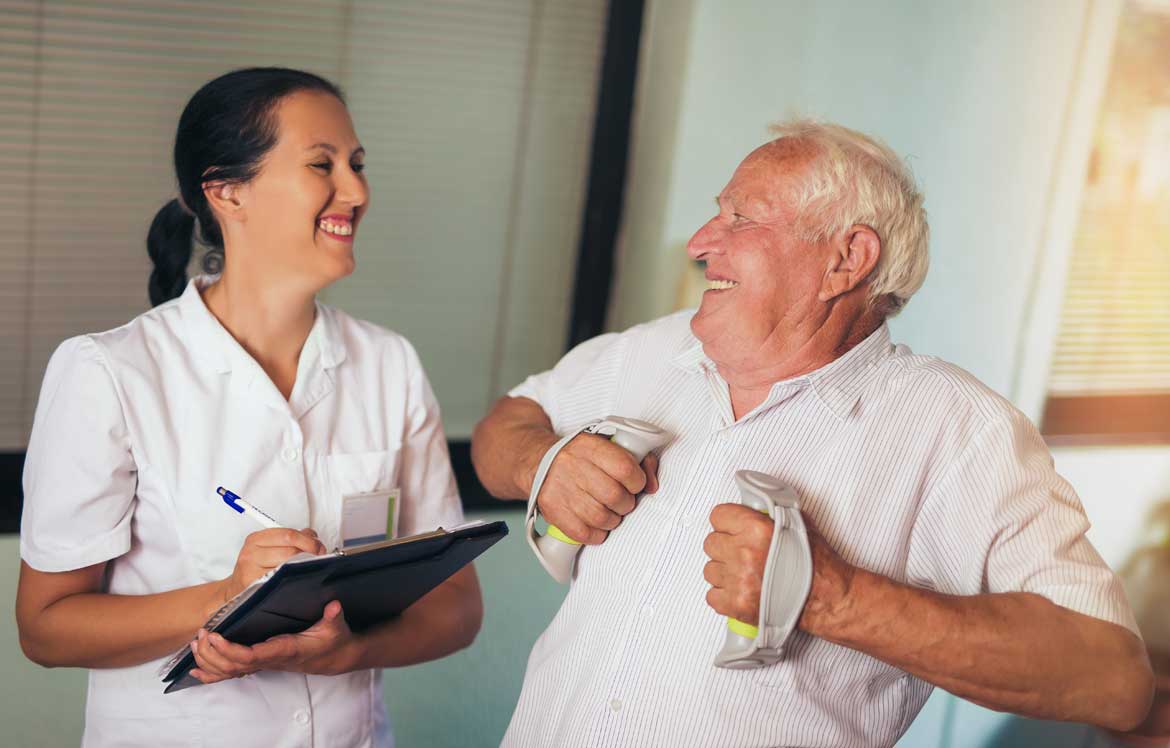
[317,214,355,243]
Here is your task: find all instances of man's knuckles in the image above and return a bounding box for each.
[585,504,619,531]
[737,543,767,570]
[597,482,632,511]
[601,456,643,493]
[702,560,722,586]
[710,504,774,545]
[708,503,744,529]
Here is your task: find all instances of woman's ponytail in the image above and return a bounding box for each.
[146,198,195,306]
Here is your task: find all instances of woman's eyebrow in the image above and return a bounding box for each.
[305,143,365,157]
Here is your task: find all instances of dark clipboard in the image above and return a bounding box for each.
[160,520,509,693]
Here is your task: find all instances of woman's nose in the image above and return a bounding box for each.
[337,167,369,209]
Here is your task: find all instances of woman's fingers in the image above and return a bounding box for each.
[191,632,233,681]
[247,528,326,555]
[193,629,258,679]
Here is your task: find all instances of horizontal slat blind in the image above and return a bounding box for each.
[325,0,606,437]
[1049,209,1170,394]
[0,0,348,449]
[0,0,608,448]
[1047,4,1170,399]
[0,1,37,449]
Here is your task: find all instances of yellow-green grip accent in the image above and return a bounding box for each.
[546,524,582,545]
[727,617,759,639]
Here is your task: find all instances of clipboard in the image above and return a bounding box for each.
[159,519,509,693]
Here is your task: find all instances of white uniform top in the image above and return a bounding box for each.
[20,276,463,748]
[503,310,1138,748]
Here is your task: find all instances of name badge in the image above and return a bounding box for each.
[341,489,400,548]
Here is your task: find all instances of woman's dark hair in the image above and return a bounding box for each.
[146,67,345,306]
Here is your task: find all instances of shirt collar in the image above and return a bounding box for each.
[804,324,892,419]
[179,275,347,375]
[670,322,894,420]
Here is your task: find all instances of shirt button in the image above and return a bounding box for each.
[640,604,653,619]
[282,447,299,463]
[609,698,622,712]
[293,709,310,725]
[679,514,693,528]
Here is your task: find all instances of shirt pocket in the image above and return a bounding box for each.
[322,448,402,544]
[324,448,401,496]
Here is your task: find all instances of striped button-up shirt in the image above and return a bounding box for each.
[502,310,1137,748]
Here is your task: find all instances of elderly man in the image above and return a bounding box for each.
[471,121,1153,747]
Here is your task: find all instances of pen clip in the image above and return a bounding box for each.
[218,486,245,514]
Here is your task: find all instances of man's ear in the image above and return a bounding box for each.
[203,180,244,224]
[818,224,880,302]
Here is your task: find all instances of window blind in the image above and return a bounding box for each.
[1042,2,1170,444]
[0,0,608,448]
[326,0,607,437]
[1048,210,1170,396]
[1046,3,1170,399]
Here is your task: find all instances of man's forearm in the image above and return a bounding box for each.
[807,567,1154,730]
[471,396,558,500]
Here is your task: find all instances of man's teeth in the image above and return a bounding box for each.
[707,279,739,290]
[318,219,353,236]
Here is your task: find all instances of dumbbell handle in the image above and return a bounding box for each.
[544,427,661,545]
[526,417,670,584]
[713,470,811,670]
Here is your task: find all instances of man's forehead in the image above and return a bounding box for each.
[720,141,809,212]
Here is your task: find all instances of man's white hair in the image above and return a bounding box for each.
[768,120,929,316]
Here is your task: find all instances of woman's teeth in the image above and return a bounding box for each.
[707,279,739,290]
[318,219,353,236]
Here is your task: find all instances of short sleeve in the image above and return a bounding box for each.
[906,410,1139,635]
[21,336,137,572]
[394,337,464,537]
[506,331,626,434]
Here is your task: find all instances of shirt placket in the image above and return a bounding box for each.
[593,388,733,742]
[243,363,320,741]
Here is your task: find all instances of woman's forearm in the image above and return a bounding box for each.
[345,565,483,670]
[17,561,230,669]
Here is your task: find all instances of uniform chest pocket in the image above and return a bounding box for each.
[324,448,401,502]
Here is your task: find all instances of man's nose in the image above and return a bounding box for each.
[686,217,724,260]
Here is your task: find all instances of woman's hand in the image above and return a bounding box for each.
[221,528,327,602]
[189,600,358,683]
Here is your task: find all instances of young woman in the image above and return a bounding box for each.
[15,67,483,747]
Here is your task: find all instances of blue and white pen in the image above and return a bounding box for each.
[217,486,282,529]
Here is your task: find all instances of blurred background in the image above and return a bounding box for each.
[1,0,1168,746]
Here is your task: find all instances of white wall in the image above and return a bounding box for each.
[615,0,1089,396]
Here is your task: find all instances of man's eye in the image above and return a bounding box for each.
[311,162,332,172]
[732,213,749,222]
[351,162,365,173]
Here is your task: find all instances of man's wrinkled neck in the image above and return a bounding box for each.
[703,300,884,419]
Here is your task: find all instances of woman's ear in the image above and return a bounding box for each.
[203,180,245,224]
[818,224,881,302]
